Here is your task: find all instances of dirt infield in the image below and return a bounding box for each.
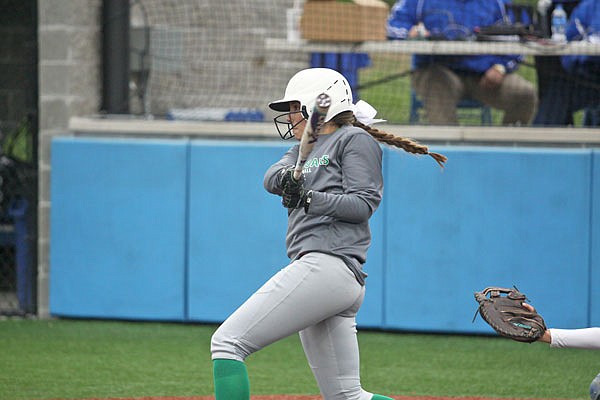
[83,396,549,400]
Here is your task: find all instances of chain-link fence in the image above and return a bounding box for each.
[0,115,37,316]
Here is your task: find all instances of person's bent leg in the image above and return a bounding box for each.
[532,76,572,126]
[300,314,395,400]
[477,73,537,125]
[299,273,393,400]
[213,359,250,400]
[211,253,368,400]
[413,64,463,125]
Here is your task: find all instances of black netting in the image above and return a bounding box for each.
[0,116,37,316]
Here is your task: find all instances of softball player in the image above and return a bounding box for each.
[522,303,600,400]
[537,327,600,400]
[210,68,446,400]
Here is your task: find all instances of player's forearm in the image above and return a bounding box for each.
[548,328,600,349]
[537,329,551,343]
[307,191,378,223]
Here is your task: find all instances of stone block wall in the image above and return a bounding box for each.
[36,0,309,316]
[37,0,102,317]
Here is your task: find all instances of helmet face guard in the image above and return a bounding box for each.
[273,107,309,140]
[268,68,353,139]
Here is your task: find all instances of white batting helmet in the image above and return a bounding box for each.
[269,68,353,139]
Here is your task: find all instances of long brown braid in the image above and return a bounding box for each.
[332,111,447,168]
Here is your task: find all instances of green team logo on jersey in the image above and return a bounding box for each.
[303,154,329,173]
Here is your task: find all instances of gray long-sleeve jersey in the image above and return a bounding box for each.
[264,125,383,285]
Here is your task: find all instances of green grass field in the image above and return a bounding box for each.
[0,318,597,400]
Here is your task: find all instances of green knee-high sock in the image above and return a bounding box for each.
[213,359,250,400]
[371,394,394,400]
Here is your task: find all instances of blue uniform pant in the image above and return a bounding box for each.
[534,69,600,126]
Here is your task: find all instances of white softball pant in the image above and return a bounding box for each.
[211,252,373,400]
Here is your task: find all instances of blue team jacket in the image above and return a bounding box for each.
[562,0,600,78]
[386,0,522,74]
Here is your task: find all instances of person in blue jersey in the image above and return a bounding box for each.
[387,0,537,125]
[533,0,600,126]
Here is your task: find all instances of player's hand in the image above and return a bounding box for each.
[522,302,552,344]
[281,169,306,208]
[408,23,429,39]
[282,189,306,209]
[279,166,304,194]
[522,302,536,312]
[282,189,313,212]
[278,167,313,211]
[480,66,505,89]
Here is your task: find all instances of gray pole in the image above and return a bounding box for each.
[102,0,130,114]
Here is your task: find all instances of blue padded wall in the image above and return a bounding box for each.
[50,137,189,320]
[591,150,600,326]
[383,147,592,333]
[186,141,290,322]
[49,137,598,331]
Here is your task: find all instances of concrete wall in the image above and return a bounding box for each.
[131,0,306,115]
[37,0,103,317]
[36,0,304,318]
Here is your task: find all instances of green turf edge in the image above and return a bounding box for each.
[0,319,596,400]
